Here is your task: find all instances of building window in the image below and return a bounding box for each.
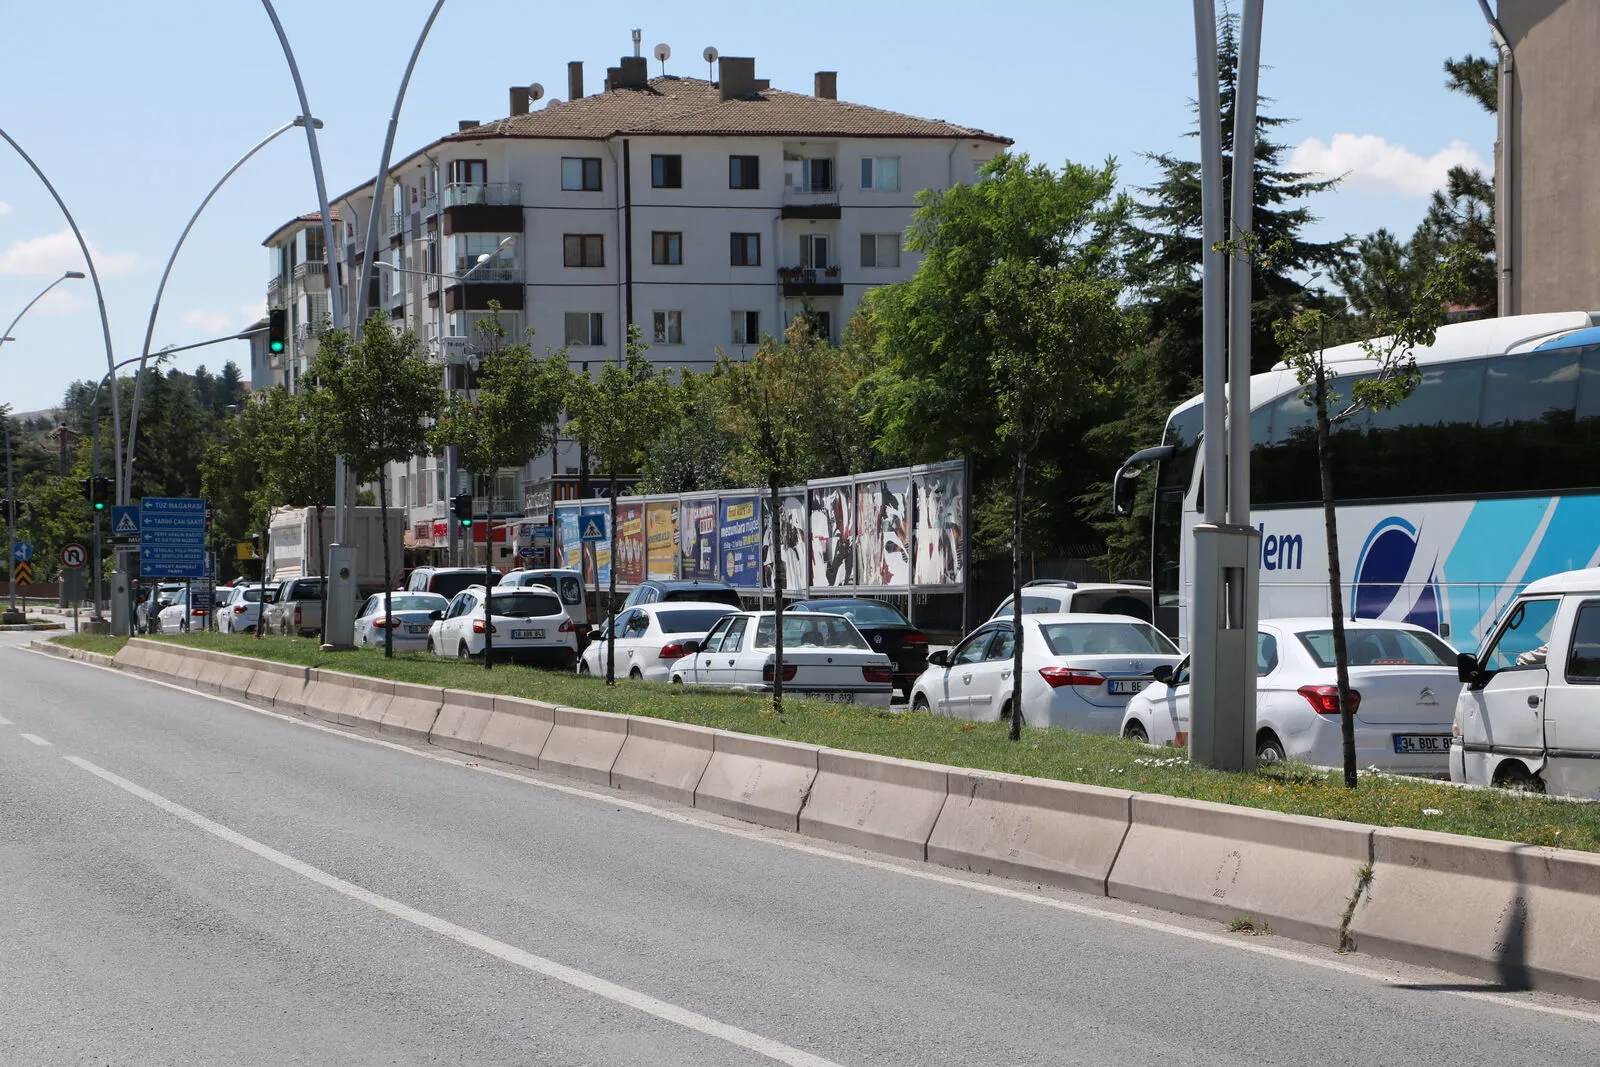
[732,311,760,345]
[652,310,683,345]
[860,233,902,268]
[651,154,682,189]
[861,156,900,191]
[449,159,487,184]
[561,157,603,191]
[651,231,682,265]
[799,234,830,269]
[564,312,604,346]
[563,234,605,268]
[729,155,760,189]
[730,233,761,266]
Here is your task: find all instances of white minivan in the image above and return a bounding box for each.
[1452,567,1600,797]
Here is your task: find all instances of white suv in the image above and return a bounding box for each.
[427,584,577,668]
[989,580,1153,624]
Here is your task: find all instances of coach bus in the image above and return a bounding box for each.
[1114,311,1600,652]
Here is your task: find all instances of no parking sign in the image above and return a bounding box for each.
[60,543,87,569]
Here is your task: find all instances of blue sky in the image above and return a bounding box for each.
[0,0,1496,413]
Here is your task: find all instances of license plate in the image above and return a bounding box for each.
[1393,734,1452,754]
[818,692,856,704]
[407,625,428,634]
[1109,679,1149,695]
[511,628,545,640]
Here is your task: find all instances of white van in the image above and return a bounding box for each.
[1451,567,1600,796]
[500,568,588,627]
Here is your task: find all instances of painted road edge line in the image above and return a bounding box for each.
[61,754,842,1067]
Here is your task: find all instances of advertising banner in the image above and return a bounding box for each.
[554,506,583,571]
[680,496,719,580]
[718,496,762,588]
[645,501,678,580]
[856,477,911,588]
[580,503,611,585]
[614,501,646,586]
[912,464,966,587]
[807,482,856,589]
[765,490,808,591]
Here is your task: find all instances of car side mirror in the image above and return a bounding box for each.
[927,649,950,667]
[429,610,443,621]
[1151,664,1174,685]
[681,639,701,655]
[1456,652,1480,686]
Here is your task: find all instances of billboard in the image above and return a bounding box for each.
[580,503,611,585]
[646,501,678,580]
[554,506,582,571]
[765,490,808,591]
[808,482,856,589]
[718,496,762,588]
[856,477,911,588]
[615,501,646,586]
[913,463,966,587]
[680,496,718,580]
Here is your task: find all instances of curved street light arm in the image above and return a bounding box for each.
[0,126,123,504]
[355,0,449,337]
[125,119,303,491]
[0,272,84,353]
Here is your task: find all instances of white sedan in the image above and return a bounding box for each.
[1120,618,1463,772]
[912,613,1182,732]
[356,592,449,652]
[427,584,578,668]
[155,586,211,634]
[579,601,739,682]
[667,611,895,706]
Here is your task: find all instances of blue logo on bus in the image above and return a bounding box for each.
[1257,524,1304,571]
[1352,516,1440,631]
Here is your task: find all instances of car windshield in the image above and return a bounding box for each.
[489,592,563,618]
[1298,628,1455,668]
[753,615,869,650]
[1038,621,1178,656]
[656,608,737,633]
[380,595,446,613]
[805,601,908,627]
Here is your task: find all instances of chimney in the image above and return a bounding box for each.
[619,56,648,88]
[509,86,530,116]
[458,119,479,132]
[568,60,584,100]
[814,71,837,100]
[718,56,756,101]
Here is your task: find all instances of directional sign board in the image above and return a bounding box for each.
[12,561,32,586]
[12,541,32,562]
[111,505,141,545]
[139,497,207,579]
[580,513,608,542]
[60,543,87,569]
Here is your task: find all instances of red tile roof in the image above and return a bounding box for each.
[262,209,342,248]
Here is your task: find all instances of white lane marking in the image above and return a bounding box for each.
[62,755,841,1067]
[29,647,1600,1028]
[20,733,51,746]
[0,714,12,725]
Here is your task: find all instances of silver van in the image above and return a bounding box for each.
[500,568,588,627]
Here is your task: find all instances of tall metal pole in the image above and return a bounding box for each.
[0,273,84,354]
[5,418,15,616]
[125,119,305,493]
[1227,0,1263,527]
[1192,1,1226,527]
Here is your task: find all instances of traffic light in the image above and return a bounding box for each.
[451,493,474,529]
[81,476,113,511]
[267,308,288,355]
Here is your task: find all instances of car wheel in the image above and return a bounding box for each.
[629,668,643,682]
[671,675,683,685]
[1124,720,1149,743]
[578,660,591,675]
[1256,731,1286,765]
[999,701,1020,725]
[1493,760,1545,793]
[912,694,929,713]
[426,638,436,655]
[457,642,470,660]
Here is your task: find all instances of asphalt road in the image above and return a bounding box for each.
[3,630,1598,1066]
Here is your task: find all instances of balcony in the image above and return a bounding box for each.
[442,183,524,237]
[778,265,843,297]
[442,182,521,208]
[781,180,841,220]
[267,275,285,300]
[442,263,524,313]
[292,259,327,279]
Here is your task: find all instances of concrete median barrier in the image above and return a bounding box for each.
[1350,826,1600,1000]
[1108,794,1372,946]
[799,749,951,861]
[475,696,556,768]
[928,772,1133,895]
[695,732,822,831]
[429,689,498,759]
[174,649,210,688]
[332,674,395,730]
[538,706,627,785]
[380,682,443,742]
[611,717,716,805]
[112,639,164,677]
[243,659,307,707]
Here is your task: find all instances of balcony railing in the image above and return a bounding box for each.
[292,260,327,280]
[442,182,522,208]
[777,265,841,284]
[782,180,839,204]
[422,192,439,215]
[450,263,522,284]
[267,276,285,298]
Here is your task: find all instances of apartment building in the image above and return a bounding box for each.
[263,49,1008,564]
[261,211,338,393]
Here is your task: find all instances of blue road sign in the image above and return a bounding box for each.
[111,505,141,541]
[12,541,32,562]
[580,513,608,542]
[139,497,207,578]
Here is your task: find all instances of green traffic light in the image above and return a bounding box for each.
[269,340,285,353]
[93,501,105,511]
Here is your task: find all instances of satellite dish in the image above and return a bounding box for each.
[654,43,671,62]
[528,82,545,102]
[703,45,718,63]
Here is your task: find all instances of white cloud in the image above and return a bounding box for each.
[182,308,234,334]
[0,201,12,215]
[0,227,141,277]
[1290,134,1486,197]
[239,300,267,326]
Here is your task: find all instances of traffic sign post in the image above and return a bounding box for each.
[110,505,141,545]
[139,497,208,579]
[580,514,608,542]
[60,543,87,569]
[13,541,33,563]
[12,560,33,587]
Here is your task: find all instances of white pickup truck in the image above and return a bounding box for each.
[1452,567,1600,797]
[261,576,326,638]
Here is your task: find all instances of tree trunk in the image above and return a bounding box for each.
[482,473,494,671]
[379,471,394,658]
[605,464,619,686]
[770,475,784,714]
[314,503,328,646]
[1313,365,1358,788]
[1009,447,1027,742]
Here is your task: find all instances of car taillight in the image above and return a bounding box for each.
[473,619,497,635]
[659,642,686,659]
[293,606,302,624]
[1038,667,1106,689]
[762,663,798,682]
[862,665,893,684]
[558,618,575,633]
[901,631,928,647]
[1299,684,1360,716]
[233,603,246,614]
[193,608,208,617]
[372,617,396,629]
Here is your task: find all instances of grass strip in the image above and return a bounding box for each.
[52,632,1600,854]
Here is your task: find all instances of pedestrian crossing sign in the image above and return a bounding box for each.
[581,515,608,542]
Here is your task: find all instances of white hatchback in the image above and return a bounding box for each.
[427,585,578,668]
[218,584,265,634]
[579,601,739,682]
[912,613,1182,732]
[667,611,895,706]
[1121,618,1462,771]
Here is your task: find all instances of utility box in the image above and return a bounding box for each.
[1188,522,1262,771]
